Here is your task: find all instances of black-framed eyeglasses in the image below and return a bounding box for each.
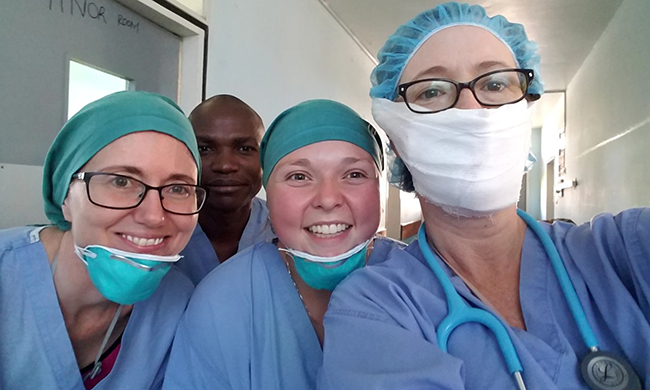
[398,68,536,114]
[72,172,209,215]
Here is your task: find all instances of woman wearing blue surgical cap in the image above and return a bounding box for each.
[163,99,403,390]
[320,3,649,390]
[0,91,207,389]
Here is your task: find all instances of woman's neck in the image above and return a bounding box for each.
[41,227,133,366]
[48,230,118,311]
[279,247,331,347]
[420,201,528,329]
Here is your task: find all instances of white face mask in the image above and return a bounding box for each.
[372,99,533,217]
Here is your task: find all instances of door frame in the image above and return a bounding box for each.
[116,0,208,114]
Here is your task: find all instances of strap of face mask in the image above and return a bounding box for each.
[278,239,371,263]
[83,304,123,381]
[50,250,123,381]
[51,253,59,275]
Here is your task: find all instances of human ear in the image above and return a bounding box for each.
[60,185,77,223]
[61,195,74,223]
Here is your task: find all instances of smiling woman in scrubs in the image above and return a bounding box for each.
[0,91,206,389]
[163,99,403,390]
[319,3,650,390]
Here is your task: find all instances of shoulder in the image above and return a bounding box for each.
[0,226,40,252]
[591,207,649,239]
[248,198,275,242]
[556,207,647,236]
[548,208,650,298]
[330,240,431,321]
[178,242,282,341]
[187,223,208,242]
[252,197,268,211]
[192,241,280,304]
[154,266,195,306]
[367,235,406,266]
[365,239,430,281]
[181,224,211,256]
[557,208,650,256]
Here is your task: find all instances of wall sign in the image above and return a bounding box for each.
[49,0,140,32]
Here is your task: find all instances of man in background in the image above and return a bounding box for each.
[177,95,274,285]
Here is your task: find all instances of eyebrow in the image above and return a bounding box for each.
[341,157,369,165]
[285,156,373,168]
[195,135,213,144]
[475,60,514,71]
[410,61,515,82]
[101,165,143,175]
[412,65,449,81]
[165,174,197,184]
[232,137,258,145]
[286,158,312,168]
[98,166,196,184]
[195,135,259,146]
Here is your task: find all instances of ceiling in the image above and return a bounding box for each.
[321,0,624,127]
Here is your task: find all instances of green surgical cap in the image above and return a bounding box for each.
[43,91,200,231]
[260,99,383,187]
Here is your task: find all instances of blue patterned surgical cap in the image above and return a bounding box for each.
[370,2,544,101]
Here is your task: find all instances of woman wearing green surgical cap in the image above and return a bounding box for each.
[0,91,208,389]
[320,2,649,390]
[163,99,403,390]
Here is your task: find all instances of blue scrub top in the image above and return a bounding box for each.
[0,226,194,390]
[177,197,275,285]
[163,236,404,390]
[319,208,650,389]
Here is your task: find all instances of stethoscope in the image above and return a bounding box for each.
[417,209,642,390]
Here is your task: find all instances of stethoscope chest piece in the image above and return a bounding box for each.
[581,350,642,390]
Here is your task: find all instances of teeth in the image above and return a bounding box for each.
[308,224,350,235]
[122,234,164,246]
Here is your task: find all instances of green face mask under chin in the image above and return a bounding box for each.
[280,240,371,291]
[74,244,180,305]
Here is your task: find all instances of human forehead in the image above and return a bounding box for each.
[273,141,376,171]
[82,131,197,178]
[400,25,518,83]
[193,109,263,141]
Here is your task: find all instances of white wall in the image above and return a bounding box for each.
[204,0,386,229]
[173,0,204,17]
[555,0,650,223]
[400,191,421,224]
[539,95,564,220]
[0,165,49,229]
[204,0,376,126]
[526,127,543,220]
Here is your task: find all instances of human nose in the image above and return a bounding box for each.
[313,178,344,211]
[453,87,483,110]
[210,150,238,174]
[133,188,166,227]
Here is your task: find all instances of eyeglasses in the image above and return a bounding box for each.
[73,172,209,215]
[398,68,535,114]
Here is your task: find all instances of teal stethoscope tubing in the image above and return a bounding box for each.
[417,209,600,379]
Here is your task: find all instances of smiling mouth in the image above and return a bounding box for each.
[307,223,351,236]
[121,234,165,247]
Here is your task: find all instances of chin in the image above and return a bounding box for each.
[427,200,512,219]
[440,204,495,219]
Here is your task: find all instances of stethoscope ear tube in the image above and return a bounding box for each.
[418,224,525,387]
[516,210,599,349]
